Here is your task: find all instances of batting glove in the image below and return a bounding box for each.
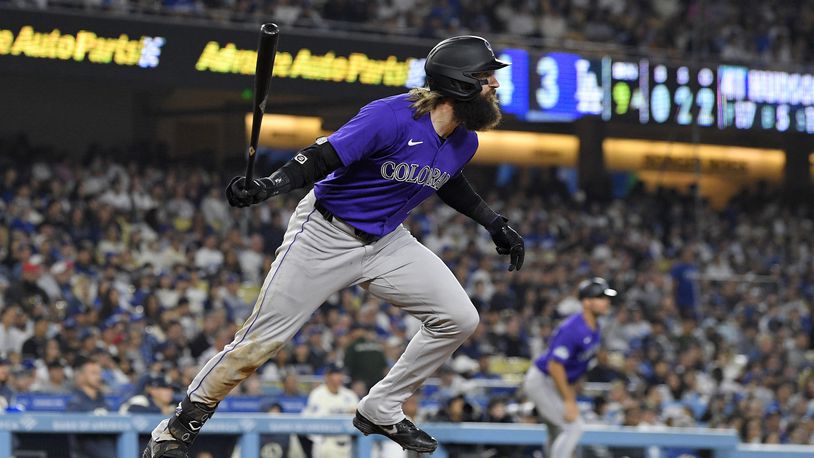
[225,176,276,208]
[487,216,525,271]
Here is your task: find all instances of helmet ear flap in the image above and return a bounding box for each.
[427,75,476,100]
[451,79,476,96]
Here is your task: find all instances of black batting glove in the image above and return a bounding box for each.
[487,216,525,271]
[225,176,276,208]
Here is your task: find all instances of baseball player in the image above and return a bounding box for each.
[143,35,525,458]
[523,277,616,458]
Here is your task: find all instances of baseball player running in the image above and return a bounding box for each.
[523,278,616,458]
[143,35,525,457]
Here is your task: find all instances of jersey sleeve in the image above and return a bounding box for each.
[327,99,399,166]
[547,327,577,365]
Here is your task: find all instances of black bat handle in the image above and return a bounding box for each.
[246,22,280,182]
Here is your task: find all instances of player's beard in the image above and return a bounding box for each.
[453,90,502,131]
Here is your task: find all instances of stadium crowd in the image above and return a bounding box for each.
[0,133,813,454]
[8,0,813,66]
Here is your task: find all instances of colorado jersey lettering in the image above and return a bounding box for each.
[314,93,478,236]
[535,313,601,383]
[379,162,451,189]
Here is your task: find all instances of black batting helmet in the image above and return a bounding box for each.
[424,36,509,101]
[578,277,618,300]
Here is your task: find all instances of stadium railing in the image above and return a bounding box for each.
[0,413,812,458]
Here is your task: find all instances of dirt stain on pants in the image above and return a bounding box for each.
[190,338,285,406]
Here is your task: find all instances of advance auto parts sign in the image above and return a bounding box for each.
[0,8,428,93]
[0,25,164,67]
[196,42,425,87]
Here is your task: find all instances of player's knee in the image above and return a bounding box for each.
[454,307,479,338]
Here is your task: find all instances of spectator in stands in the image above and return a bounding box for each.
[11,363,37,394]
[0,305,30,356]
[21,316,48,360]
[0,357,14,408]
[66,356,116,458]
[197,326,234,366]
[344,323,387,391]
[481,396,523,457]
[303,363,359,458]
[431,394,481,456]
[237,233,265,284]
[5,261,49,313]
[67,357,107,413]
[31,360,70,394]
[671,247,700,320]
[259,401,296,458]
[279,371,303,398]
[120,374,176,415]
[495,314,530,358]
[186,309,220,358]
[470,352,500,380]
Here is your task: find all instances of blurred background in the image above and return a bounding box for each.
[1,1,814,457]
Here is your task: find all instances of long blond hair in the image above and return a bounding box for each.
[407,88,446,119]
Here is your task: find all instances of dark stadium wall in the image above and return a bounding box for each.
[784,134,814,197]
[0,73,138,154]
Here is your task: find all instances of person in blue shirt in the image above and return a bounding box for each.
[144,35,525,458]
[671,247,699,320]
[523,278,616,458]
[66,357,117,458]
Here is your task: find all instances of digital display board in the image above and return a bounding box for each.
[525,52,603,122]
[0,7,432,97]
[494,48,529,118]
[603,60,717,128]
[2,8,812,134]
[717,65,814,133]
[491,48,814,134]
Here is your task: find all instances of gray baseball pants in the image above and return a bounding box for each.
[524,364,585,458]
[152,190,478,441]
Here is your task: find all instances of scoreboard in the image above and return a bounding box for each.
[494,49,814,134]
[602,59,716,128]
[717,65,814,132]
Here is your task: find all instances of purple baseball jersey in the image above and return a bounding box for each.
[535,313,601,384]
[313,93,479,236]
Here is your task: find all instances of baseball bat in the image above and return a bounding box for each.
[246,23,280,182]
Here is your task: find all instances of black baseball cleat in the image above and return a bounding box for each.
[142,438,189,458]
[353,411,438,453]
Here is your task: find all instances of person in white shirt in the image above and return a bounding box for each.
[238,234,265,284]
[194,235,224,274]
[303,363,359,458]
[158,236,187,269]
[99,179,132,212]
[0,306,30,356]
[201,187,231,233]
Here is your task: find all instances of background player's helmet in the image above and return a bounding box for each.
[578,277,618,300]
[424,36,509,101]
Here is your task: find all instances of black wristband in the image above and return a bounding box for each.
[264,171,290,196]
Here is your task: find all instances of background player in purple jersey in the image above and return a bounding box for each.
[143,35,525,458]
[524,277,616,458]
